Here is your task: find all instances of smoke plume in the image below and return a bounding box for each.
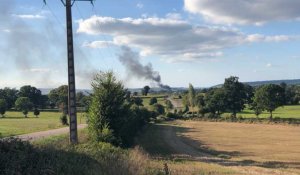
[118,46,171,90]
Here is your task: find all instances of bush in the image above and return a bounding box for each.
[34,108,40,117]
[152,104,165,115]
[60,114,68,125]
[165,112,181,119]
[88,71,153,147]
[149,97,157,105]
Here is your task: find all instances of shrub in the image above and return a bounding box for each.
[34,108,40,118]
[0,99,7,117]
[165,112,181,119]
[15,97,32,117]
[60,114,68,125]
[152,104,165,115]
[149,97,157,105]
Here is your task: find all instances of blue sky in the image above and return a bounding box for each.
[1,0,300,89]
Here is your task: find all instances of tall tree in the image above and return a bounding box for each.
[18,85,42,108]
[195,94,205,117]
[188,83,196,115]
[253,84,285,119]
[223,76,247,117]
[0,99,7,117]
[15,97,32,118]
[0,88,18,109]
[88,71,127,143]
[205,88,226,115]
[143,86,150,96]
[48,85,68,113]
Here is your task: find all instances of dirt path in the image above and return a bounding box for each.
[12,124,87,141]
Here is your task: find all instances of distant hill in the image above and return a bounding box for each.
[213,79,300,88]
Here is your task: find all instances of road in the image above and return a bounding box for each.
[12,124,87,141]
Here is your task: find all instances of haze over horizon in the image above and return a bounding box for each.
[1,0,300,89]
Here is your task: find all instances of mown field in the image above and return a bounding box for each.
[235,105,300,119]
[137,120,300,175]
[0,111,86,138]
[140,94,168,107]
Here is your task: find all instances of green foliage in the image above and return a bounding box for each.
[88,71,151,146]
[249,101,263,118]
[149,97,158,105]
[76,91,86,107]
[143,85,150,96]
[188,83,196,108]
[0,99,7,117]
[15,97,32,117]
[0,138,144,175]
[195,94,205,116]
[48,85,68,108]
[60,114,68,125]
[0,88,18,109]
[165,100,173,110]
[152,103,165,115]
[205,88,226,115]
[18,85,42,108]
[132,97,143,106]
[33,108,40,118]
[253,84,285,119]
[223,76,247,117]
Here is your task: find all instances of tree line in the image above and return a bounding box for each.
[183,76,298,119]
[0,85,89,118]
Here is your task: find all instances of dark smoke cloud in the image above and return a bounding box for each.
[118,46,171,90]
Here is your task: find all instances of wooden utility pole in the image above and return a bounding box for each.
[44,0,94,144]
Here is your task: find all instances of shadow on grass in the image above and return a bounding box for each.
[137,122,300,170]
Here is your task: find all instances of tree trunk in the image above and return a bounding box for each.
[270,111,273,120]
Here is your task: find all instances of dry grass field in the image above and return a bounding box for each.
[138,120,300,174]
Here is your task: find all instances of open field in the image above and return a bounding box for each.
[235,105,300,119]
[0,111,86,138]
[140,94,168,107]
[137,120,300,174]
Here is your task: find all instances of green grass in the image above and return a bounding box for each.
[225,105,300,119]
[140,95,167,108]
[0,111,86,138]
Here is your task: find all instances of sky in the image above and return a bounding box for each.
[1,0,300,89]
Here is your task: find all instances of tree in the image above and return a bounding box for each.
[205,88,226,115]
[149,97,158,105]
[143,86,150,96]
[48,85,68,113]
[195,94,205,117]
[249,101,263,118]
[18,85,42,108]
[188,84,196,115]
[223,76,247,118]
[165,100,173,111]
[152,103,165,115]
[0,88,18,109]
[0,99,7,117]
[76,91,86,107]
[253,84,285,119]
[15,97,32,117]
[88,71,127,144]
[132,97,143,106]
[33,108,40,118]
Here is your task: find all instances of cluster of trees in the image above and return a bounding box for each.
[183,76,290,119]
[88,71,157,146]
[0,85,90,118]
